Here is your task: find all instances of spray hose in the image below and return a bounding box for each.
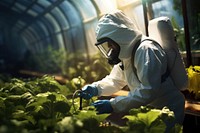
[71,86,111,126]
[72,89,94,113]
[72,90,82,112]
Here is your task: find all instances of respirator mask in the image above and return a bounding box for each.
[95,38,121,65]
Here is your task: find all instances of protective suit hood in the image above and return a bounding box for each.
[95,10,142,59]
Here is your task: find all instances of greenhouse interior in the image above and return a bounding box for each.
[0,0,200,132]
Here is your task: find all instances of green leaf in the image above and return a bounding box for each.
[12,110,36,125]
[54,101,70,114]
[123,115,138,121]
[11,119,29,127]
[47,94,56,101]
[137,110,160,126]
[124,106,177,133]
[0,97,5,109]
[76,110,109,123]
[149,119,166,133]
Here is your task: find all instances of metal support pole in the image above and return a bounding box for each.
[181,0,192,67]
[142,0,149,36]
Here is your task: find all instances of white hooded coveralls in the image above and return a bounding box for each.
[93,10,185,125]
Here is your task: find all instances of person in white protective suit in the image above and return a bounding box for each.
[80,10,185,131]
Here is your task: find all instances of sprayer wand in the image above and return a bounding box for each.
[79,90,83,110]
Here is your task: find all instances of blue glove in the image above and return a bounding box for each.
[92,100,113,114]
[80,84,98,100]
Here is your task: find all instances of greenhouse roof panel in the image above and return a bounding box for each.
[59,1,81,26]
[71,0,97,22]
[37,0,51,8]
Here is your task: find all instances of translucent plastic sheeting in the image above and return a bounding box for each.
[27,9,38,17]
[56,33,65,50]
[27,26,40,45]
[36,21,49,37]
[12,2,26,13]
[71,0,97,21]
[84,20,99,55]
[59,0,86,53]
[40,17,54,37]
[94,0,118,15]
[44,12,66,50]
[117,0,140,8]
[45,13,61,33]
[22,30,36,52]
[94,0,145,34]
[14,20,26,32]
[123,5,145,34]
[37,0,51,8]
[71,0,98,55]
[32,22,46,39]
[31,3,44,14]
[51,7,69,30]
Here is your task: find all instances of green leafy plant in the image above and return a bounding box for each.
[187,65,200,99]
[0,75,183,133]
[22,46,112,83]
[171,16,186,51]
[124,106,182,133]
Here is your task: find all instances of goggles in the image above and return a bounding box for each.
[95,39,112,58]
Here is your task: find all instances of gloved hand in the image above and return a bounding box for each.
[80,84,98,100]
[92,100,113,114]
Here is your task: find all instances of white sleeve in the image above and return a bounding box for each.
[110,42,167,112]
[93,63,127,96]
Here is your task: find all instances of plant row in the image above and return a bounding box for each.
[0,75,182,133]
